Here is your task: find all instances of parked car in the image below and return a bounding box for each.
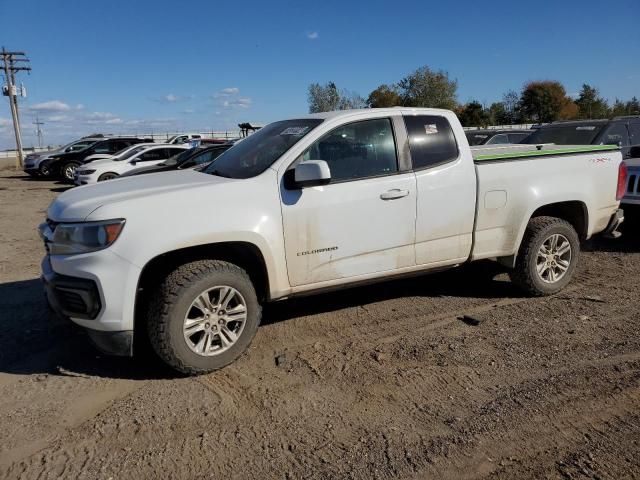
[166,134,202,145]
[522,116,640,160]
[74,144,189,185]
[23,138,102,178]
[40,108,625,374]
[48,137,152,182]
[465,129,532,146]
[82,142,157,164]
[120,144,233,178]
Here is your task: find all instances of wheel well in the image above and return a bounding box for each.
[135,242,269,324]
[530,201,588,239]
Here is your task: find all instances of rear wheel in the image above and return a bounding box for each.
[510,216,580,296]
[38,162,52,178]
[147,260,261,375]
[98,172,119,182]
[60,161,80,182]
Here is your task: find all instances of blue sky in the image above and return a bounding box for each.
[1,0,639,149]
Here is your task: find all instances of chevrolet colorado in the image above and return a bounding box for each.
[40,108,627,374]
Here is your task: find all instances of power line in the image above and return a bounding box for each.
[33,113,44,148]
[1,47,31,169]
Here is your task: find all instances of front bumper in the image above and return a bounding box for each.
[42,255,136,356]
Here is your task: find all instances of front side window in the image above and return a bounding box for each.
[92,141,111,154]
[486,134,509,145]
[404,115,458,170]
[466,132,489,146]
[508,133,530,143]
[300,118,398,182]
[137,149,164,162]
[203,119,322,179]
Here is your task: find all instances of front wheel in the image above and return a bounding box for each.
[147,260,261,375]
[510,216,580,296]
[98,172,119,182]
[60,161,80,182]
[39,162,52,178]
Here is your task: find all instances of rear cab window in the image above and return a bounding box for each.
[403,115,458,170]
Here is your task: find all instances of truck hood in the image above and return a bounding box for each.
[48,170,232,221]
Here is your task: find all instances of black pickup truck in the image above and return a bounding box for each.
[522,116,640,160]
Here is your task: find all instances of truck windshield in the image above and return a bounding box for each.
[523,124,604,145]
[203,119,323,179]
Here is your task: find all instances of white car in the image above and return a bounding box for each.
[82,142,157,164]
[74,144,189,184]
[41,108,625,374]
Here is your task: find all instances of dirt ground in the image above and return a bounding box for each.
[0,169,638,480]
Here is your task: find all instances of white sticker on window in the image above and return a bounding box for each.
[280,127,309,135]
[425,124,438,134]
[576,126,596,131]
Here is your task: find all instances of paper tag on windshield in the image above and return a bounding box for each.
[424,124,438,134]
[281,127,309,135]
[576,126,596,131]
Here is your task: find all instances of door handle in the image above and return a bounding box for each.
[380,189,410,200]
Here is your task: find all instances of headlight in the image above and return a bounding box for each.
[77,169,96,175]
[49,219,125,255]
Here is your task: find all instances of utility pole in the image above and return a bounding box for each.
[1,47,31,169]
[33,113,44,148]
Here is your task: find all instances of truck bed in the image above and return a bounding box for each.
[471,144,619,162]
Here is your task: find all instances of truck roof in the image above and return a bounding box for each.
[300,107,454,121]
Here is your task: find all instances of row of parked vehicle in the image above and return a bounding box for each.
[23,133,236,183]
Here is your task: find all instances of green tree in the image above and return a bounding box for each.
[610,98,628,117]
[501,90,521,124]
[307,82,341,113]
[519,81,575,123]
[307,82,366,113]
[626,96,640,115]
[398,66,458,109]
[488,102,509,125]
[575,84,609,119]
[458,101,490,127]
[367,84,402,108]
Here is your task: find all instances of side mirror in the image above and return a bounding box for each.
[129,160,137,166]
[294,160,331,188]
[629,145,640,158]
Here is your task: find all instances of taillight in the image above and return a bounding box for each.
[616,161,628,201]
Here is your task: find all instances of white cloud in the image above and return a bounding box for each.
[105,118,123,125]
[0,118,11,127]
[307,31,319,40]
[214,87,240,98]
[86,111,117,120]
[75,104,85,110]
[223,97,252,108]
[164,94,179,102]
[47,115,70,122]
[29,100,71,112]
[181,109,195,114]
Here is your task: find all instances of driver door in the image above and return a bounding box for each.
[281,117,417,287]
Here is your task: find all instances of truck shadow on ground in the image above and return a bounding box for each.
[584,218,640,254]
[0,262,515,380]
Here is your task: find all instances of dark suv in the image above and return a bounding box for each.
[49,137,151,182]
[465,129,532,146]
[522,116,640,159]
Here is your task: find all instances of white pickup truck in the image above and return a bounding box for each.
[39,108,627,374]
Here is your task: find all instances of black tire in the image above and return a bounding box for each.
[60,161,80,182]
[510,216,580,296]
[98,172,119,182]
[38,161,52,178]
[147,260,261,375]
